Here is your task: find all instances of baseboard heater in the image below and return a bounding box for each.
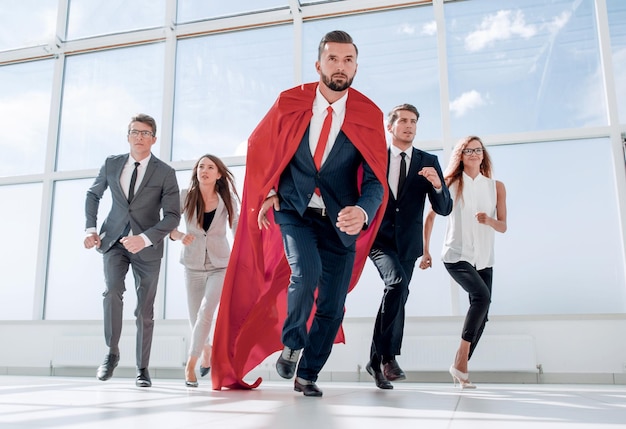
[400,335,537,372]
[52,336,186,368]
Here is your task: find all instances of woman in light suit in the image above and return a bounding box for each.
[170,154,239,387]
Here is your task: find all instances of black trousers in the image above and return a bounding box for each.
[444,261,493,360]
[368,247,416,365]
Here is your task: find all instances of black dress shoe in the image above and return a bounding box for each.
[96,354,119,381]
[365,361,393,390]
[294,378,323,397]
[276,347,301,379]
[382,359,406,381]
[136,368,152,387]
[199,366,210,377]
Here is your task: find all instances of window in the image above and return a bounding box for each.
[66,0,166,40]
[303,6,443,141]
[56,44,165,172]
[172,26,293,161]
[0,184,42,320]
[445,0,606,136]
[0,60,54,177]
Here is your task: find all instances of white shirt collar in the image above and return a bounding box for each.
[313,86,348,118]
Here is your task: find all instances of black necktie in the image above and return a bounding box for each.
[128,162,140,203]
[398,152,407,196]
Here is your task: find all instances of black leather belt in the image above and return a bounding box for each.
[305,207,327,217]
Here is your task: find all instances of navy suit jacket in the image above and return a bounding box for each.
[372,147,452,261]
[274,128,384,248]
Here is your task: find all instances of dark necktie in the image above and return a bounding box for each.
[398,152,407,196]
[128,162,140,203]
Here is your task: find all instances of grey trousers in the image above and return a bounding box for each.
[102,242,161,369]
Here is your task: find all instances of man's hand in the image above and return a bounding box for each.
[120,235,145,254]
[84,233,101,250]
[336,206,365,235]
[258,195,280,230]
[418,167,442,189]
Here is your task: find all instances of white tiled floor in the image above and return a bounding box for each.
[1,375,626,428]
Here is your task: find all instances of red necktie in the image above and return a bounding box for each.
[313,106,333,170]
[313,106,333,196]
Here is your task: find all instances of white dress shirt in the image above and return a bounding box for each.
[308,87,347,209]
[389,145,411,199]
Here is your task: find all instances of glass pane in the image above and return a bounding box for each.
[176,0,287,23]
[45,179,137,320]
[164,165,245,319]
[172,26,293,161]
[66,0,166,40]
[607,0,626,124]
[488,138,625,314]
[57,43,165,171]
[303,6,442,141]
[0,0,57,51]
[445,0,606,136]
[0,183,42,320]
[0,60,54,177]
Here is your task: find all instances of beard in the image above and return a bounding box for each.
[321,71,354,92]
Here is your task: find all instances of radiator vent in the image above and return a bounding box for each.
[52,336,186,368]
[400,335,537,371]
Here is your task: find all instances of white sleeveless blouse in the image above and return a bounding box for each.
[442,172,497,270]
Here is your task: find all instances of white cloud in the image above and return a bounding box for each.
[449,90,486,117]
[465,10,537,52]
[422,21,437,36]
[546,10,571,34]
[396,23,416,35]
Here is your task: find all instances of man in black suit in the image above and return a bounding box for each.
[365,104,452,389]
[84,113,180,387]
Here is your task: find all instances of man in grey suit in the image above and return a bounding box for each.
[84,113,180,387]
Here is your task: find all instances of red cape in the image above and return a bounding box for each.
[211,83,389,390]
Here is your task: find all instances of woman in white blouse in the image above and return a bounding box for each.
[421,136,507,389]
[170,154,239,387]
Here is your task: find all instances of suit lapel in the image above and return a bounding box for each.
[115,154,130,201]
[133,155,157,200]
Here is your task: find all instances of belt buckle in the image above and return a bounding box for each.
[320,207,326,217]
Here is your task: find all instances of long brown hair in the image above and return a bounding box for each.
[444,136,493,204]
[183,154,239,228]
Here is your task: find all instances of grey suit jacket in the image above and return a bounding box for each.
[178,189,239,270]
[85,153,181,261]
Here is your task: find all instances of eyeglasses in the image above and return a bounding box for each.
[462,147,484,155]
[128,129,154,138]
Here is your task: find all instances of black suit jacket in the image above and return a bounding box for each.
[371,147,452,261]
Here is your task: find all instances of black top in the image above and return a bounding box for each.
[202,209,216,231]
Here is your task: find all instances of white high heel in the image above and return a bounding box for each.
[449,365,476,389]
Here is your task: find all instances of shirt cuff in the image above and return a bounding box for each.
[140,233,152,248]
[355,205,369,225]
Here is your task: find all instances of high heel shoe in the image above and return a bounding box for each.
[199,366,210,377]
[185,379,198,387]
[449,365,476,389]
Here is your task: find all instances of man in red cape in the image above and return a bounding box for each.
[211,31,388,395]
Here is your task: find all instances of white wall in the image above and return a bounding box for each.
[3,316,626,385]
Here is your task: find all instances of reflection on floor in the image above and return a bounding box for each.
[1,375,626,428]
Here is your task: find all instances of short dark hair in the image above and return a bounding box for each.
[318,30,358,60]
[129,113,157,135]
[387,104,420,125]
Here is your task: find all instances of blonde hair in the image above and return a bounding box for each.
[444,136,493,204]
